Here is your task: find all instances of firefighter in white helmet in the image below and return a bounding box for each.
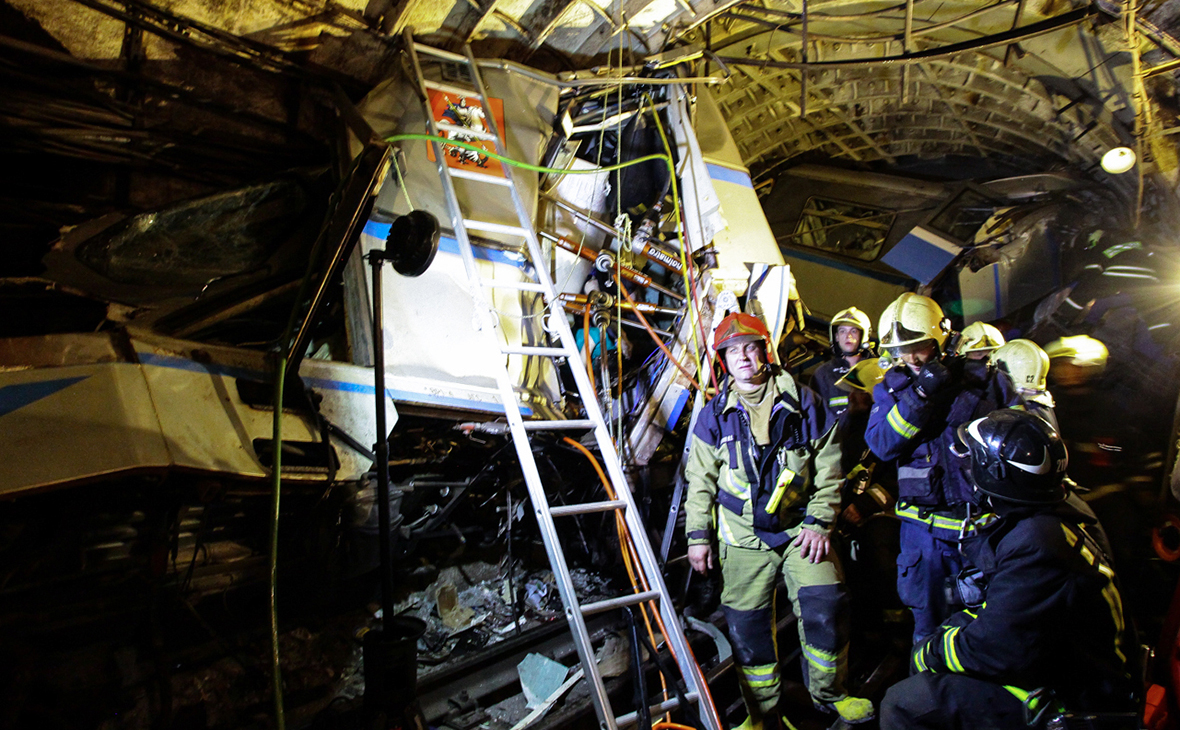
[865,293,1024,645]
[959,321,1005,360]
[812,307,876,425]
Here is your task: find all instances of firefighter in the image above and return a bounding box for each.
[990,339,1055,426]
[991,338,1115,562]
[1044,335,1116,489]
[811,307,875,426]
[684,312,875,727]
[880,410,1136,729]
[865,293,1022,645]
[958,321,1005,360]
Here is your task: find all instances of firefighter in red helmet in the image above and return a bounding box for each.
[684,312,875,728]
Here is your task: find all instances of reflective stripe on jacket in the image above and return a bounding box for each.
[910,501,1135,714]
[811,358,851,425]
[684,369,844,549]
[865,361,1022,508]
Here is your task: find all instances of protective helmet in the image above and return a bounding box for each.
[878,293,951,353]
[829,307,873,353]
[835,358,887,394]
[1044,335,1109,370]
[990,339,1050,393]
[957,409,1068,504]
[960,322,1005,356]
[713,312,773,365]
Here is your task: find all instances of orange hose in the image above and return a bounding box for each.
[614,272,705,393]
[562,437,672,716]
[559,440,722,729]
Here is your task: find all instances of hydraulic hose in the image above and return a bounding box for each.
[562,437,722,730]
[614,270,705,393]
[381,131,713,391]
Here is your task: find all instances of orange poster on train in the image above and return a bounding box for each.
[426,89,506,177]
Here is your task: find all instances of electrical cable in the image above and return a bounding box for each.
[615,270,705,392]
[562,437,721,729]
[268,352,287,730]
[384,133,676,179]
[562,437,672,717]
[637,96,705,374]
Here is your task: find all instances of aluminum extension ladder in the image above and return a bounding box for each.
[401,33,722,730]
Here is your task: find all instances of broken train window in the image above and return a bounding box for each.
[792,196,894,261]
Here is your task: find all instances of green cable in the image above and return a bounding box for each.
[383,132,708,386]
[641,93,707,377]
[383,133,675,177]
[262,153,366,730]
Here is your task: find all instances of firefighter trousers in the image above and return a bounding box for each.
[897,520,965,646]
[719,537,851,724]
[880,673,1028,730]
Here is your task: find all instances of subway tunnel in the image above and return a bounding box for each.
[3,0,1180,729]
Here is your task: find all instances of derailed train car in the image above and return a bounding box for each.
[0,47,805,646]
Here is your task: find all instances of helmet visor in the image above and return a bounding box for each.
[884,339,938,360]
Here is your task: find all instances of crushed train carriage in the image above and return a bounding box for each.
[0,49,809,632]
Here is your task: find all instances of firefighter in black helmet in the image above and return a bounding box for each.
[880,410,1136,730]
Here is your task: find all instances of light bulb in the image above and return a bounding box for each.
[1101,147,1136,174]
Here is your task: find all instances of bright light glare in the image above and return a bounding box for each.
[1101,147,1136,174]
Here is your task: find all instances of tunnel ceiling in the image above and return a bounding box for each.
[10,0,1180,205]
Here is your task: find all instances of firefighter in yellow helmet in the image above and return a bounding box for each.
[1045,335,1109,389]
[812,307,876,426]
[990,338,1115,560]
[990,339,1053,412]
[865,293,1024,644]
[959,321,1005,360]
[684,312,875,728]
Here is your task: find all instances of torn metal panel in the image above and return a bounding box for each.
[345,54,563,415]
[691,87,782,296]
[0,329,390,497]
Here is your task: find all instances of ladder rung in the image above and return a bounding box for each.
[481,278,547,292]
[550,500,626,517]
[423,78,478,98]
[412,42,469,63]
[436,121,497,141]
[521,419,596,430]
[463,219,528,237]
[501,346,574,357]
[615,693,700,729]
[580,590,661,616]
[450,167,514,186]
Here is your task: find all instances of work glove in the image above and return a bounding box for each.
[916,359,957,400]
[882,366,914,392]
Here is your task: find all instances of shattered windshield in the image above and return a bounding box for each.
[791,196,893,261]
[75,181,307,288]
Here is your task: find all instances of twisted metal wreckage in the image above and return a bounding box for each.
[0,25,806,718]
[6,2,1180,725]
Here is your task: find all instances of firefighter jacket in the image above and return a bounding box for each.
[910,500,1135,713]
[811,356,852,425]
[684,369,844,549]
[866,359,1022,510]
